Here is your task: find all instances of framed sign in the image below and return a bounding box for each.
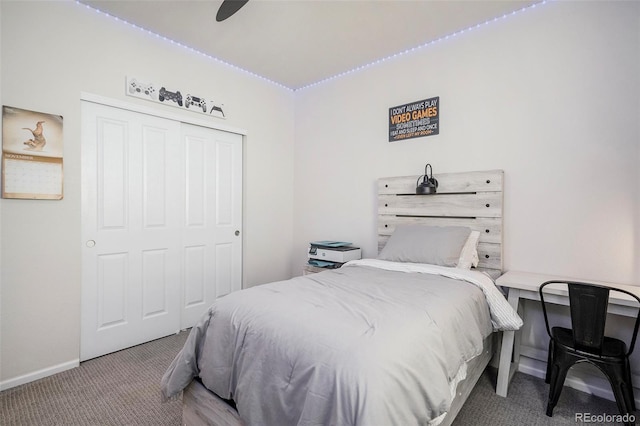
[2,106,64,200]
[389,96,439,142]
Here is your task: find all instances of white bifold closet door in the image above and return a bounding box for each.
[180,122,243,328]
[80,101,242,361]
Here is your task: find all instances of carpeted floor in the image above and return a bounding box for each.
[453,368,630,426]
[0,331,633,425]
[1,331,188,426]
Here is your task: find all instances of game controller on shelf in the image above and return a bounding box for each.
[210,105,225,117]
[129,79,157,99]
[185,95,207,113]
[158,87,183,106]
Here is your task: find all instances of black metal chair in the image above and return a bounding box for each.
[540,280,640,424]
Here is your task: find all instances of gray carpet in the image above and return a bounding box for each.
[0,331,632,425]
[1,332,188,426]
[453,368,631,426]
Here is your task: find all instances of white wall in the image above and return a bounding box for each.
[0,1,294,386]
[0,0,4,388]
[293,1,639,283]
[293,0,640,400]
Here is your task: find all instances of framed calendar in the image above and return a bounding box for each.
[2,106,63,200]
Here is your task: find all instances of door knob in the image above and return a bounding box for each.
[86,240,96,248]
[235,230,240,236]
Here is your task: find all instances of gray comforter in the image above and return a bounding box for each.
[161,263,494,425]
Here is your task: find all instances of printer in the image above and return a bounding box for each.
[308,241,361,266]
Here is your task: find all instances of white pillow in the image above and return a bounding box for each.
[457,230,480,269]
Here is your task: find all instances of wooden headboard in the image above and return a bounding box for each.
[378,170,504,276]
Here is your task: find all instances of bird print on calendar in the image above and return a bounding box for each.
[2,106,64,200]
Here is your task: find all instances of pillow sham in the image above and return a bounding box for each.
[378,225,471,267]
[457,230,481,269]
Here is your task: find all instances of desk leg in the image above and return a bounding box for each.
[513,297,523,364]
[496,288,521,397]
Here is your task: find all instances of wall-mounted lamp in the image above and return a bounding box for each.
[416,163,438,195]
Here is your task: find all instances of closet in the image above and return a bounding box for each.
[80,99,242,360]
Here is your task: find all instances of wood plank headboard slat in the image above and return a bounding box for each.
[378,216,502,244]
[378,170,503,194]
[379,193,502,218]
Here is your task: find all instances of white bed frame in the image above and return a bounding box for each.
[182,169,504,426]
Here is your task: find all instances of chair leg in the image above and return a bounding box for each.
[599,362,633,421]
[545,339,554,384]
[547,367,569,417]
[618,358,636,415]
[546,351,572,417]
[623,358,636,412]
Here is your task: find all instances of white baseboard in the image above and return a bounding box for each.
[0,359,79,391]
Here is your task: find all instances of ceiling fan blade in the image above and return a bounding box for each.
[216,0,249,22]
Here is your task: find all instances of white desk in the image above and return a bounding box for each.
[495,271,640,397]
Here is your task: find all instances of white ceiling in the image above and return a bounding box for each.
[81,0,539,90]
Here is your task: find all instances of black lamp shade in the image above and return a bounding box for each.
[415,163,438,195]
[416,181,437,194]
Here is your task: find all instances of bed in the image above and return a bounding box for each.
[161,169,522,426]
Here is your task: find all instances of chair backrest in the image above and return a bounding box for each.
[567,283,609,352]
[539,280,640,357]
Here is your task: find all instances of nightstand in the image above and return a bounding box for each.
[303,264,340,275]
